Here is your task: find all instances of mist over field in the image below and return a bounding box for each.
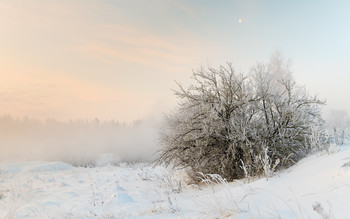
[0,115,159,163]
[2,0,350,217]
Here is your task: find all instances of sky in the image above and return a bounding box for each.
[1,0,350,122]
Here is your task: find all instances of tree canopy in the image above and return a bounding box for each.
[157,55,326,181]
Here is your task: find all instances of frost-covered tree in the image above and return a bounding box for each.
[157,56,326,181]
[326,109,350,145]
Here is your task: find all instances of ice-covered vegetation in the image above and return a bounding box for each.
[157,55,327,181]
[1,54,350,218]
[1,145,350,218]
[326,109,350,145]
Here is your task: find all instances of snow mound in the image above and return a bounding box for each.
[117,193,134,204]
[0,161,72,174]
[28,162,73,172]
[115,185,126,192]
[0,146,350,218]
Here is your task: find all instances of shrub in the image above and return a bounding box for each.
[157,55,326,181]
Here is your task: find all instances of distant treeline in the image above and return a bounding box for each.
[0,115,159,164]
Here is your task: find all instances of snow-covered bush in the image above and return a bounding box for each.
[326,109,350,145]
[157,55,326,181]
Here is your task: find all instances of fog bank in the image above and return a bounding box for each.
[0,115,160,165]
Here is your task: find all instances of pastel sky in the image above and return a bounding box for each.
[1,0,349,122]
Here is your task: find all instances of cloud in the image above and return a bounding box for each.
[0,0,220,122]
[142,0,196,16]
[77,36,195,70]
[0,54,145,121]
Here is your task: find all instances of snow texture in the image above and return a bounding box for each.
[0,146,350,218]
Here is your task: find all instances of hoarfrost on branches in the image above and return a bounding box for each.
[157,55,326,181]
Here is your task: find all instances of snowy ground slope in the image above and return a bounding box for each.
[0,146,349,218]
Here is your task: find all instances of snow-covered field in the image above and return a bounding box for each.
[0,145,350,218]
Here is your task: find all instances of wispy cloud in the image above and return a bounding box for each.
[76,24,198,71]
[0,0,219,121]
